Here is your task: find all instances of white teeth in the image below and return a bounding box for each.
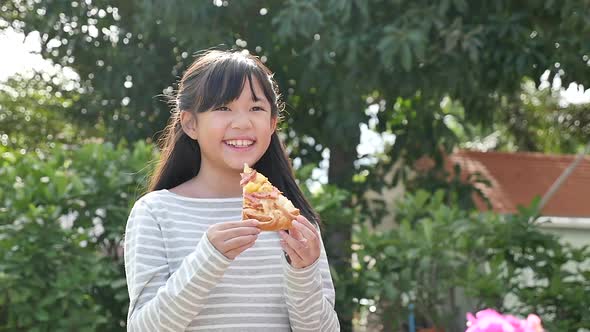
[226,139,254,147]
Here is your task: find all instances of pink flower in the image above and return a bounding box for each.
[465,309,544,332]
[524,314,544,332]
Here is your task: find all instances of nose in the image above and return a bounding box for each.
[230,110,253,129]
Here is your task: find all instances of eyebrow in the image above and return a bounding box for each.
[247,93,270,107]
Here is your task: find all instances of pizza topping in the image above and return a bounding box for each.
[244,193,263,208]
[240,163,300,231]
[250,188,280,200]
[240,170,257,187]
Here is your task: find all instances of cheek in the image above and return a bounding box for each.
[210,124,227,137]
[258,124,275,143]
[256,116,276,133]
[200,118,227,140]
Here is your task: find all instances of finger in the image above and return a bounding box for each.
[288,224,305,241]
[220,226,261,239]
[292,220,317,242]
[218,219,259,230]
[225,240,256,259]
[280,238,304,265]
[223,234,258,251]
[279,230,307,251]
[295,215,318,235]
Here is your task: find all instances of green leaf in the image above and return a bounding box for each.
[383,282,399,301]
[384,245,397,256]
[422,219,433,244]
[34,309,50,321]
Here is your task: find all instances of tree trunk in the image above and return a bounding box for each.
[327,139,358,332]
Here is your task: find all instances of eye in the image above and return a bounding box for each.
[252,106,267,112]
[214,106,230,112]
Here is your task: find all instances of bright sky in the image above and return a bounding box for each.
[0,27,79,82]
[0,28,48,79]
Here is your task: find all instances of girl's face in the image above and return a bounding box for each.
[192,77,277,173]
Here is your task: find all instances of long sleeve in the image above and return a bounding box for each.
[282,231,340,331]
[123,199,232,331]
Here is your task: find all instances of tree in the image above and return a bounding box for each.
[455,77,590,154]
[0,74,88,149]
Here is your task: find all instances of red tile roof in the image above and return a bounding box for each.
[448,150,590,217]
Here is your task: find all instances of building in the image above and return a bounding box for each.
[449,149,590,248]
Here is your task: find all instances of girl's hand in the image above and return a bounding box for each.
[207,219,260,259]
[279,215,321,268]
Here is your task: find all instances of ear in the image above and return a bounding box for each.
[270,115,278,133]
[180,110,198,140]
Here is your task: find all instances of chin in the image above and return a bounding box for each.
[222,151,265,171]
[227,159,258,171]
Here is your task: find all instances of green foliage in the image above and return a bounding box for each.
[296,169,359,330]
[0,75,88,149]
[3,0,589,170]
[355,190,494,330]
[487,200,590,331]
[353,190,590,331]
[0,141,155,331]
[458,78,590,154]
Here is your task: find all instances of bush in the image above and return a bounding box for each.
[353,190,590,331]
[0,141,154,331]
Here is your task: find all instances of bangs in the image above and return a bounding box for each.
[197,55,277,113]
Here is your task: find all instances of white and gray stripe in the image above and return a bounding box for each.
[124,189,339,331]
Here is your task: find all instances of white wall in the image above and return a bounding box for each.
[537,216,590,249]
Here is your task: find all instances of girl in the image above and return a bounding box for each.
[124,50,340,331]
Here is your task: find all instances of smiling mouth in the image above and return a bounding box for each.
[224,139,256,148]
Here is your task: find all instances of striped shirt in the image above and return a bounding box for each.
[124,189,340,331]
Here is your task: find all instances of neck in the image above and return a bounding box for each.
[192,163,243,198]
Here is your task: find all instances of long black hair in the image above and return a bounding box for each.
[147,50,320,226]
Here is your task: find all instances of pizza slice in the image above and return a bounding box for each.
[240,163,300,231]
